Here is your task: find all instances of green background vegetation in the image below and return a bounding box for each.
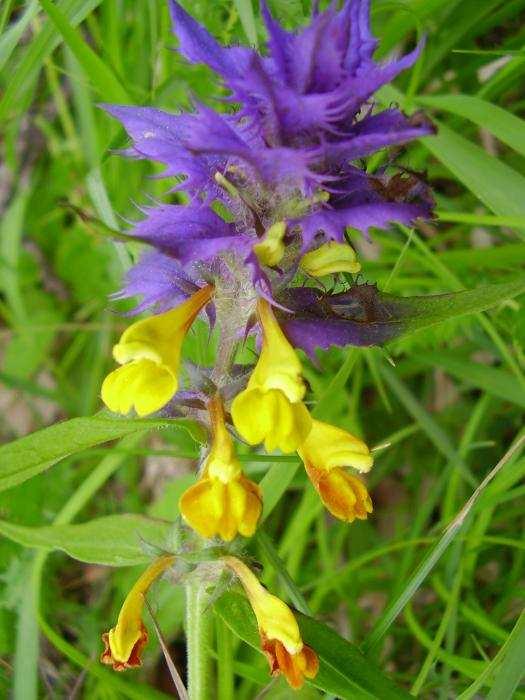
[0,0,524,698]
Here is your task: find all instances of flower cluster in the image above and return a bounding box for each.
[99,0,433,689]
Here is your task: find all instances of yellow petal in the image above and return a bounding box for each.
[102,555,174,669]
[222,557,303,654]
[220,479,247,541]
[205,394,242,482]
[253,221,286,267]
[263,394,312,454]
[237,476,263,537]
[179,475,262,541]
[300,241,361,276]
[308,466,373,522]
[101,359,177,417]
[114,284,214,374]
[179,479,224,539]
[249,299,306,404]
[233,387,311,454]
[298,418,373,473]
[231,388,273,446]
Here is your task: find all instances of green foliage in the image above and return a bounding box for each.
[1,0,524,698]
[0,413,204,491]
[0,514,174,566]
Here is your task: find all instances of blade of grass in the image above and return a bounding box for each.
[0,0,104,121]
[233,0,258,48]
[416,94,525,157]
[361,435,525,653]
[410,566,463,695]
[459,610,525,700]
[37,0,129,102]
[379,365,476,487]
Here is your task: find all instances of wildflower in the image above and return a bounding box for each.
[101,284,213,416]
[223,556,319,689]
[298,418,373,521]
[101,554,175,670]
[101,0,433,318]
[300,241,361,277]
[231,299,311,453]
[180,394,262,540]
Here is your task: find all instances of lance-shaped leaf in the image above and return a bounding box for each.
[278,277,525,358]
[0,412,205,492]
[0,514,173,566]
[215,592,411,699]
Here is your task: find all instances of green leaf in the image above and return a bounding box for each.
[37,0,129,102]
[478,611,525,700]
[422,122,525,218]
[233,0,258,48]
[0,514,173,566]
[0,413,205,492]
[416,94,525,157]
[418,353,525,409]
[385,277,525,338]
[215,592,411,699]
[0,1,38,73]
[0,0,104,121]
[259,458,301,520]
[362,435,525,654]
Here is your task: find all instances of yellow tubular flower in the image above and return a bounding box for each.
[179,394,262,541]
[101,554,175,671]
[223,556,318,689]
[231,299,312,453]
[300,241,361,277]
[101,285,214,417]
[253,221,287,267]
[298,418,374,522]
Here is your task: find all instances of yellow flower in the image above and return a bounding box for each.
[253,221,286,267]
[298,418,373,522]
[101,554,175,671]
[231,299,311,453]
[223,556,319,689]
[180,394,262,541]
[101,285,214,417]
[300,241,361,277]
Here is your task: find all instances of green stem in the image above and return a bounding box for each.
[186,581,213,700]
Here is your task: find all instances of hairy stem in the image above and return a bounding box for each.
[186,580,213,700]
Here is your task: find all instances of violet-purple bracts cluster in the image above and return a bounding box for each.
[103,0,434,357]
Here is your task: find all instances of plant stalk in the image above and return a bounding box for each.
[186,580,213,700]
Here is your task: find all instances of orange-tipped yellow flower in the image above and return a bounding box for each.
[180,394,262,541]
[101,285,214,417]
[298,418,373,522]
[101,555,175,671]
[231,299,311,453]
[223,556,319,689]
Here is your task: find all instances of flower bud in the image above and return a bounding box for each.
[300,241,361,277]
[223,556,319,689]
[253,221,287,267]
[101,555,175,671]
